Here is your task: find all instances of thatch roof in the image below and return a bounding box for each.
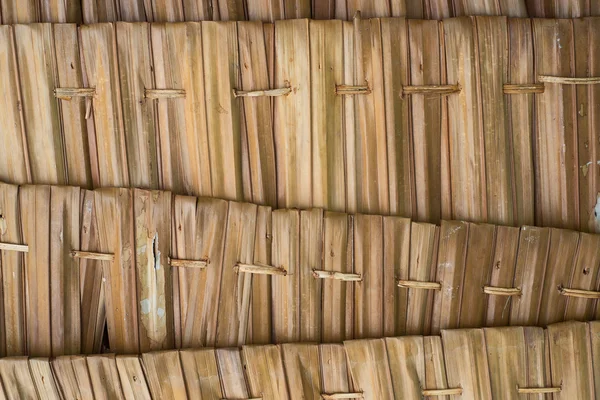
[0,17,599,233]
[0,0,597,24]
[1,7,599,398]
[0,182,598,358]
[0,321,597,398]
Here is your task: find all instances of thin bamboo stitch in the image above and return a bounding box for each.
[312,270,362,281]
[71,250,114,262]
[397,280,441,290]
[483,286,522,296]
[169,257,209,269]
[0,242,28,252]
[234,262,287,276]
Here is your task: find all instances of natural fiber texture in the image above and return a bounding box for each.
[2,323,590,399]
[1,182,599,357]
[3,18,600,232]
[4,0,600,24]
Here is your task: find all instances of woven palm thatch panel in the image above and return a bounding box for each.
[3,0,600,24]
[0,321,597,399]
[1,17,600,231]
[0,182,599,356]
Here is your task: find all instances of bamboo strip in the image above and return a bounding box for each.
[421,387,463,396]
[353,17,389,214]
[71,250,114,262]
[78,190,105,354]
[80,24,129,188]
[321,393,364,399]
[354,214,384,338]
[216,349,251,398]
[510,226,551,325]
[382,18,412,217]
[343,21,357,213]
[483,327,528,399]
[142,351,187,399]
[234,263,287,276]
[503,83,545,93]
[53,24,93,188]
[406,222,438,335]
[180,349,223,399]
[180,0,210,20]
[313,270,361,281]
[431,220,468,333]
[14,24,66,187]
[408,20,444,223]
[335,84,371,95]
[507,19,536,226]
[576,19,599,232]
[459,223,496,328]
[51,356,94,399]
[151,0,184,22]
[242,345,289,399]
[538,229,579,325]
[115,355,152,399]
[533,19,578,230]
[402,84,460,95]
[523,328,550,390]
[564,233,600,319]
[86,354,125,399]
[274,19,311,208]
[169,258,208,269]
[385,336,425,398]
[547,322,595,398]
[300,209,323,341]
[81,0,118,24]
[237,22,277,207]
[174,196,227,348]
[50,186,81,356]
[311,20,345,211]
[248,205,273,343]
[485,226,519,326]
[397,280,441,290]
[54,88,96,99]
[0,26,29,184]
[344,339,395,400]
[116,23,158,189]
[517,386,561,393]
[320,344,356,395]
[214,201,257,347]
[558,287,600,299]
[423,337,451,398]
[282,344,321,399]
[272,209,300,342]
[590,321,600,388]
[20,186,52,357]
[151,23,211,197]
[29,358,60,398]
[383,217,411,336]
[483,286,521,296]
[134,189,173,351]
[539,75,600,84]
[444,17,486,221]
[94,188,139,354]
[0,357,38,398]
[441,329,492,399]
[233,87,291,97]
[144,88,185,99]
[203,21,243,201]
[476,17,513,225]
[0,243,28,252]
[322,212,354,342]
[52,0,78,20]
